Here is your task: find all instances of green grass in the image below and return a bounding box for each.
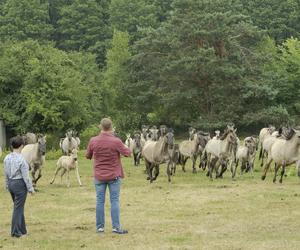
[0,152,300,250]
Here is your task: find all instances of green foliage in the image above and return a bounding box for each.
[80,124,100,148]
[241,0,300,43]
[0,0,54,42]
[130,0,264,128]
[109,0,160,42]
[0,40,101,134]
[102,29,137,133]
[45,149,63,160]
[56,0,111,66]
[1,0,300,136]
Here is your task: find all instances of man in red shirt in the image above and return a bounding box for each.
[86,118,131,234]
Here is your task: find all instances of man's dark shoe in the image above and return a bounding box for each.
[112,228,128,234]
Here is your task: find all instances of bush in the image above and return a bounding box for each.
[46,133,62,150]
[80,124,100,148]
[46,149,63,160]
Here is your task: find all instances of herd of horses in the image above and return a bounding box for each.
[1,125,299,189]
[125,124,300,184]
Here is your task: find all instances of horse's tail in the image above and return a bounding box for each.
[258,143,263,160]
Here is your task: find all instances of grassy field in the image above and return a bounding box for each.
[0,152,300,250]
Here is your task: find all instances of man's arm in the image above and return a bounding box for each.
[85,139,93,159]
[117,139,131,157]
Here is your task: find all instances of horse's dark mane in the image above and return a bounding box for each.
[285,129,295,140]
[198,131,210,137]
[220,129,230,140]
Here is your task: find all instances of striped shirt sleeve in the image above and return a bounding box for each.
[20,158,34,193]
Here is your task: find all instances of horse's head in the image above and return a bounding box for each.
[189,127,196,140]
[267,125,276,134]
[166,130,175,149]
[215,130,220,138]
[159,125,167,137]
[133,133,141,148]
[71,148,78,161]
[150,127,159,141]
[66,131,73,142]
[244,137,256,153]
[221,126,237,145]
[38,135,46,156]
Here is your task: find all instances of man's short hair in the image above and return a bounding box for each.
[10,136,24,149]
[100,118,112,131]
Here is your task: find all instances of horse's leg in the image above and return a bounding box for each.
[206,153,211,177]
[261,150,267,168]
[258,143,262,161]
[60,168,67,183]
[50,166,62,184]
[220,159,228,178]
[260,148,264,167]
[232,159,239,179]
[279,163,286,184]
[261,157,273,180]
[153,164,160,181]
[182,156,188,172]
[31,167,37,187]
[215,160,221,178]
[75,162,82,186]
[209,157,217,180]
[34,167,42,185]
[134,153,138,166]
[241,161,246,175]
[137,153,141,165]
[200,157,206,170]
[192,155,197,174]
[273,163,280,183]
[66,169,70,187]
[145,160,152,181]
[167,161,171,182]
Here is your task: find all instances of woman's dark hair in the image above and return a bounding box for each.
[10,136,24,149]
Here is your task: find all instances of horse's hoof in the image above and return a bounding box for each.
[273,179,276,183]
[279,179,283,184]
[261,175,266,181]
[146,177,150,180]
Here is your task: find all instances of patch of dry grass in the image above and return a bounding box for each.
[0,153,300,250]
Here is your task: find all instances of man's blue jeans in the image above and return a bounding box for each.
[95,178,121,230]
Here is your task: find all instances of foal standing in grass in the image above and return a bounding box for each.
[50,148,82,187]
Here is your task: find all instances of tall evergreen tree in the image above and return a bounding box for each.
[241,0,300,43]
[130,0,264,129]
[0,0,53,42]
[57,0,111,66]
[109,0,160,43]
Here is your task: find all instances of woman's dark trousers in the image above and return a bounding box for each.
[8,179,28,237]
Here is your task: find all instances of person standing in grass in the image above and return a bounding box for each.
[86,118,131,234]
[3,136,34,238]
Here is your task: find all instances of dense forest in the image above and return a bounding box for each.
[0,0,300,141]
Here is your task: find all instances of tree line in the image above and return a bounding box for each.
[0,0,299,141]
